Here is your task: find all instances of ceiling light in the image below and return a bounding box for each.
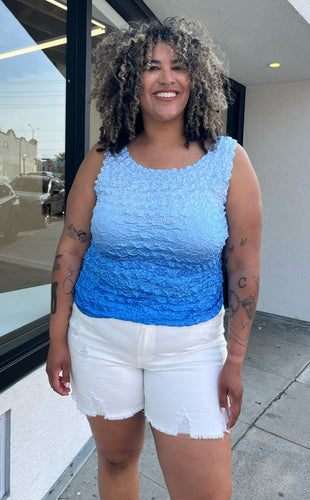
[0,28,105,60]
[268,62,281,68]
[45,0,67,10]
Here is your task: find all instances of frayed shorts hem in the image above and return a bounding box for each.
[71,393,231,439]
[145,412,230,440]
[71,394,145,421]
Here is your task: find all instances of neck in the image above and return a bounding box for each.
[139,116,186,147]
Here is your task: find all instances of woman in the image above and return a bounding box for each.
[46,18,262,500]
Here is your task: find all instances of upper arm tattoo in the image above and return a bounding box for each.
[67,223,88,244]
[224,236,249,265]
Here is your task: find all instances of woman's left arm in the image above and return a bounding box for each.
[219,143,263,430]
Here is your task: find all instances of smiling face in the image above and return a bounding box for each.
[139,42,191,126]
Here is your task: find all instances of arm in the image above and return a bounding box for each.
[219,144,262,429]
[46,145,105,395]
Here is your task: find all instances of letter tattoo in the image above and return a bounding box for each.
[238,277,247,288]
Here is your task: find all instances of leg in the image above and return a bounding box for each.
[152,427,231,500]
[88,410,145,500]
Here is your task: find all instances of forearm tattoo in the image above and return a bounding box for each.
[228,274,260,347]
[230,320,251,347]
[229,277,258,320]
[67,223,88,243]
[51,281,58,314]
[53,254,63,272]
[63,265,81,296]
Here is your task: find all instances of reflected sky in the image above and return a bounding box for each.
[0,1,65,158]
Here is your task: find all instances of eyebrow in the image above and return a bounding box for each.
[150,59,180,64]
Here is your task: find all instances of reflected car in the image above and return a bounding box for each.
[10,173,65,229]
[0,180,20,240]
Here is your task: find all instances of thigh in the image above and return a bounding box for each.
[88,411,146,465]
[152,427,231,500]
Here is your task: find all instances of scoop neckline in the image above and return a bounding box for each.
[123,142,218,173]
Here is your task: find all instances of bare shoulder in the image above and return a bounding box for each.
[229,143,260,198]
[232,143,255,176]
[73,143,106,187]
[226,143,262,229]
[65,144,106,223]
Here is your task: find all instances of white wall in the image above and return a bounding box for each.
[0,366,91,500]
[243,80,310,321]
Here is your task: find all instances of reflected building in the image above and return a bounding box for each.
[0,128,38,181]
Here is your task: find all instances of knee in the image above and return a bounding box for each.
[97,444,141,470]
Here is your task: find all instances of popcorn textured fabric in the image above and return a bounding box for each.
[74,135,237,326]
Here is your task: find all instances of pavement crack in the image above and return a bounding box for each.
[252,426,310,451]
[232,360,310,449]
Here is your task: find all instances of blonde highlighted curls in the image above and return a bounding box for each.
[92,17,230,154]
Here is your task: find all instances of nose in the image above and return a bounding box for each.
[158,67,175,85]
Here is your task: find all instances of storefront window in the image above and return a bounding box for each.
[0,0,66,338]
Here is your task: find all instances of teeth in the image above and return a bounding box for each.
[155,92,177,98]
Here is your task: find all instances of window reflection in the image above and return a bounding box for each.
[0,0,66,336]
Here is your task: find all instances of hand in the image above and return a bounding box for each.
[46,342,71,396]
[218,358,243,430]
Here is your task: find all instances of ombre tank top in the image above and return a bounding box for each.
[74,135,237,326]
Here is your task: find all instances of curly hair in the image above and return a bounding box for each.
[92,17,230,154]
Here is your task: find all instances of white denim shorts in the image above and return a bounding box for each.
[68,303,230,439]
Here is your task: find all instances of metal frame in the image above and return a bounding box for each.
[105,0,156,21]
[0,410,11,499]
[0,316,50,392]
[227,79,246,145]
[65,0,92,199]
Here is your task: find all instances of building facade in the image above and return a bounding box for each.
[0,129,37,181]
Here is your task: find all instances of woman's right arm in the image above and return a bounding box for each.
[46,145,105,395]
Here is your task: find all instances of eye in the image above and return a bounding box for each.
[148,65,160,71]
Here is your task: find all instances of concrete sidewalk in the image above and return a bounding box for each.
[56,312,310,499]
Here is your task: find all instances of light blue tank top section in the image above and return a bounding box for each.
[74,135,237,326]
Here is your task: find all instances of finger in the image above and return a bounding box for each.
[218,383,228,411]
[227,396,242,429]
[50,370,70,396]
[61,363,71,390]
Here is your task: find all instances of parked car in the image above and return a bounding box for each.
[0,180,20,240]
[10,173,65,229]
[24,170,56,178]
